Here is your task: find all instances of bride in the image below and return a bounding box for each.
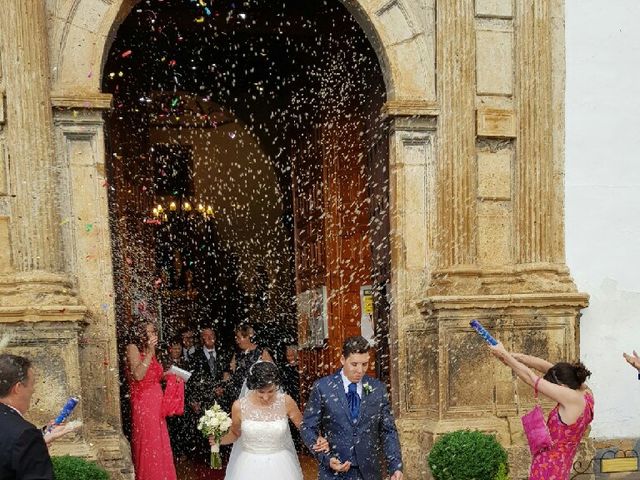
[214,361,328,479]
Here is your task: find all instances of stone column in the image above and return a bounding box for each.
[435,0,477,269]
[0,0,62,274]
[383,107,437,480]
[515,0,556,264]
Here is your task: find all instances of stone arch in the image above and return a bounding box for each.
[46,1,439,477]
[49,0,436,105]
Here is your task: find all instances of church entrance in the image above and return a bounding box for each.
[103,0,390,470]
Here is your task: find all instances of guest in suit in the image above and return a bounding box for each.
[187,326,228,412]
[0,353,66,480]
[185,326,228,460]
[180,327,196,363]
[301,336,403,480]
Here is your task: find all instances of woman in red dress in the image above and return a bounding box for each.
[126,322,178,480]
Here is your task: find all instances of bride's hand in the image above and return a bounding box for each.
[312,435,329,453]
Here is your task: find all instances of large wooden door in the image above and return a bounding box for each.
[293,116,378,402]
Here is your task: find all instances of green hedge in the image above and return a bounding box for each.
[51,455,109,480]
[427,429,509,480]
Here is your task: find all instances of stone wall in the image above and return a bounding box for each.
[0,1,587,479]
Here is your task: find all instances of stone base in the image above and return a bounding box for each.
[0,310,132,478]
[399,417,594,480]
[49,425,133,480]
[400,291,591,479]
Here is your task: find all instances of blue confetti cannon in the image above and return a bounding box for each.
[47,397,79,432]
[470,320,498,346]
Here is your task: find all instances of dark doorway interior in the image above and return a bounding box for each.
[102,0,390,457]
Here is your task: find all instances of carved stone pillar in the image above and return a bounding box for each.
[413,2,590,479]
[0,0,62,274]
[52,103,133,479]
[383,108,438,480]
[515,0,556,265]
[435,0,477,270]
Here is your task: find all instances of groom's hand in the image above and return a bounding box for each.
[390,471,403,480]
[312,435,329,453]
[329,458,351,472]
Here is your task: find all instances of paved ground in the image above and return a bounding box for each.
[175,452,319,479]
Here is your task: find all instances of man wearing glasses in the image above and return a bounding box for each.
[0,354,54,479]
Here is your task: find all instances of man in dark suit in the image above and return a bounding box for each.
[0,353,54,479]
[184,326,229,459]
[301,336,403,480]
[187,326,229,412]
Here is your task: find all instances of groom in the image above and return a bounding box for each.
[301,336,403,480]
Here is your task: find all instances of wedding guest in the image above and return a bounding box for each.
[623,350,640,378]
[0,354,54,479]
[167,336,187,369]
[165,336,188,460]
[281,345,302,451]
[226,324,273,403]
[126,321,180,480]
[180,327,196,363]
[488,343,593,480]
[281,345,300,404]
[186,326,228,461]
[301,336,403,480]
[187,326,227,413]
[0,353,77,480]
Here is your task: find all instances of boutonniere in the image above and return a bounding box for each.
[363,383,374,396]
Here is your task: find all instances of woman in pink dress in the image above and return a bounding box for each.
[126,322,178,480]
[489,343,594,480]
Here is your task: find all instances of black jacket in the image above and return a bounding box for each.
[186,347,229,408]
[0,402,54,480]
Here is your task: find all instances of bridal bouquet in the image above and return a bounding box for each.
[197,403,232,469]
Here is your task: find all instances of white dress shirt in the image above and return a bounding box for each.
[340,369,363,397]
[183,345,196,360]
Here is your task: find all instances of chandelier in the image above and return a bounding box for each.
[150,200,215,222]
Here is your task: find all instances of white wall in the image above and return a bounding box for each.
[566,0,640,439]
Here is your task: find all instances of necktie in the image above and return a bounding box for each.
[208,350,216,376]
[347,382,360,420]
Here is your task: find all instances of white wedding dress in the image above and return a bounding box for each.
[225,391,303,480]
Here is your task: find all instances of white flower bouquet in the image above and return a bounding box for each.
[197,403,232,469]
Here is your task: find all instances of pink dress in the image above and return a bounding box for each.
[529,392,594,480]
[129,355,177,480]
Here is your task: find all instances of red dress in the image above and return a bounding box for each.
[129,355,177,480]
[529,392,594,480]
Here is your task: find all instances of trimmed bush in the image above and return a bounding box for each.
[51,455,109,480]
[427,429,509,480]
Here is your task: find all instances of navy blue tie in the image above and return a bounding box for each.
[347,382,360,420]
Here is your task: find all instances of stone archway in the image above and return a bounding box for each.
[42,0,438,477]
[0,1,587,478]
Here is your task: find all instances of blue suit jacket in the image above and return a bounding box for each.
[301,373,403,480]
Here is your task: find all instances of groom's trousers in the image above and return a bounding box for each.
[345,466,364,480]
